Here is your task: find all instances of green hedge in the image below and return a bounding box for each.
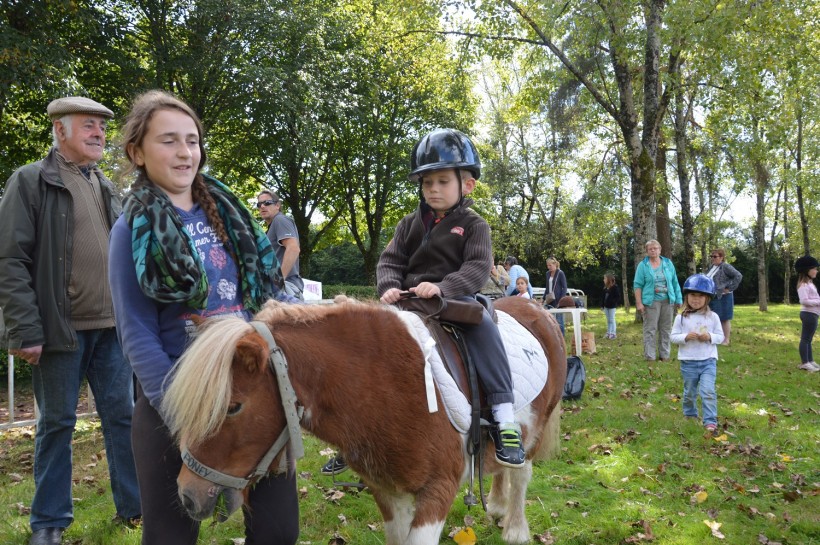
[320,284,378,300]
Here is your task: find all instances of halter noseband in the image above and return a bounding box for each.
[180,320,305,489]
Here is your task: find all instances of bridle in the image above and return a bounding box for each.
[180,321,305,489]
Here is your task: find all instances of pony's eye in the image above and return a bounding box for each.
[226,402,242,416]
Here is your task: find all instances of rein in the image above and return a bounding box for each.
[180,320,305,489]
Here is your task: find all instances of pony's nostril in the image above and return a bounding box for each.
[180,490,197,513]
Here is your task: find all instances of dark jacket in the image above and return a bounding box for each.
[377,198,491,297]
[0,148,122,352]
[602,284,622,309]
[706,262,742,298]
[543,269,567,304]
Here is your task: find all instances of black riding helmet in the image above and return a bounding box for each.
[409,128,481,211]
[409,128,481,180]
[795,255,820,273]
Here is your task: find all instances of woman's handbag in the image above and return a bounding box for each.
[543,292,556,305]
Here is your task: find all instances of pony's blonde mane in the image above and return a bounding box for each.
[162,297,380,446]
[161,316,253,446]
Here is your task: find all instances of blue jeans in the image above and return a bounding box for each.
[30,328,141,530]
[680,358,717,426]
[604,308,617,336]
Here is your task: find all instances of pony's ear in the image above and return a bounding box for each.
[234,333,269,373]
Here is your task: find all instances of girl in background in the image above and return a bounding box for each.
[795,255,820,372]
[108,90,299,544]
[670,274,724,434]
[602,272,621,339]
[515,276,531,299]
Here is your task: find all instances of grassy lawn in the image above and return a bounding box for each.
[0,304,818,544]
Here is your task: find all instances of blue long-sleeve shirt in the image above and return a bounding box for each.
[108,205,248,410]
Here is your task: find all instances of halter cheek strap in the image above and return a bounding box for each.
[180,320,305,490]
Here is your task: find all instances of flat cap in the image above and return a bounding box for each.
[47,96,114,120]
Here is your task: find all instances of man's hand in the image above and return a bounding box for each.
[9,345,43,366]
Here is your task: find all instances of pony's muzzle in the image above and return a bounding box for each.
[178,479,244,521]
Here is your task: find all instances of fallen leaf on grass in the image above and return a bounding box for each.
[534,530,556,544]
[452,527,476,544]
[757,534,783,545]
[327,533,346,545]
[623,519,655,542]
[691,491,708,504]
[703,519,725,539]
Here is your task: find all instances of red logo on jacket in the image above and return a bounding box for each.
[450,226,465,236]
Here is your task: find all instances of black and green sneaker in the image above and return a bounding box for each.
[489,422,525,467]
[320,456,348,476]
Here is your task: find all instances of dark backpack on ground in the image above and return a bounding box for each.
[563,355,586,400]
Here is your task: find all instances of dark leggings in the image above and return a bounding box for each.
[799,311,818,363]
[132,392,300,545]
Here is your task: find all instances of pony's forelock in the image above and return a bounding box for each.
[161,316,253,446]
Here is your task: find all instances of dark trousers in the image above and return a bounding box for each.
[799,311,818,363]
[132,392,299,545]
[457,296,514,406]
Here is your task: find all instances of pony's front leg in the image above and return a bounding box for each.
[486,467,510,520]
[372,491,416,545]
[405,485,456,545]
[498,461,533,545]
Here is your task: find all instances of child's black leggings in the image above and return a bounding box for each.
[799,311,818,363]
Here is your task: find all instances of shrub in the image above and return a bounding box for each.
[321,284,378,300]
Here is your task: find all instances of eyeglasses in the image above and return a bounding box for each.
[256,199,277,208]
[710,254,721,258]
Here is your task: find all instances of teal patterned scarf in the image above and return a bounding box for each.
[123,174,281,311]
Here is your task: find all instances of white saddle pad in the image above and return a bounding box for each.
[395,308,549,434]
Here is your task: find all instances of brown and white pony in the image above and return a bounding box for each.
[162,296,565,545]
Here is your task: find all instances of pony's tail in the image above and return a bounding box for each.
[161,316,253,446]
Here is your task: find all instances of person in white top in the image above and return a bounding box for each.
[670,274,724,434]
[515,276,532,299]
[795,255,820,372]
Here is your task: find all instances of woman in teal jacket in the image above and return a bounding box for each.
[633,239,683,361]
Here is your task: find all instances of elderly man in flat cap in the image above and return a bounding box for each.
[0,97,140,545]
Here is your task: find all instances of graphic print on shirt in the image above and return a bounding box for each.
[182,218,245,337]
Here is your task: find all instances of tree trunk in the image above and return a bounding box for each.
[656,137,672,259]
[795,105,810,255]
[674,78,696,275]
[754,160,769,311]
[782,181,791,305]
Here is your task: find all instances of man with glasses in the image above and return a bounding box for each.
[257,190,305,300]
